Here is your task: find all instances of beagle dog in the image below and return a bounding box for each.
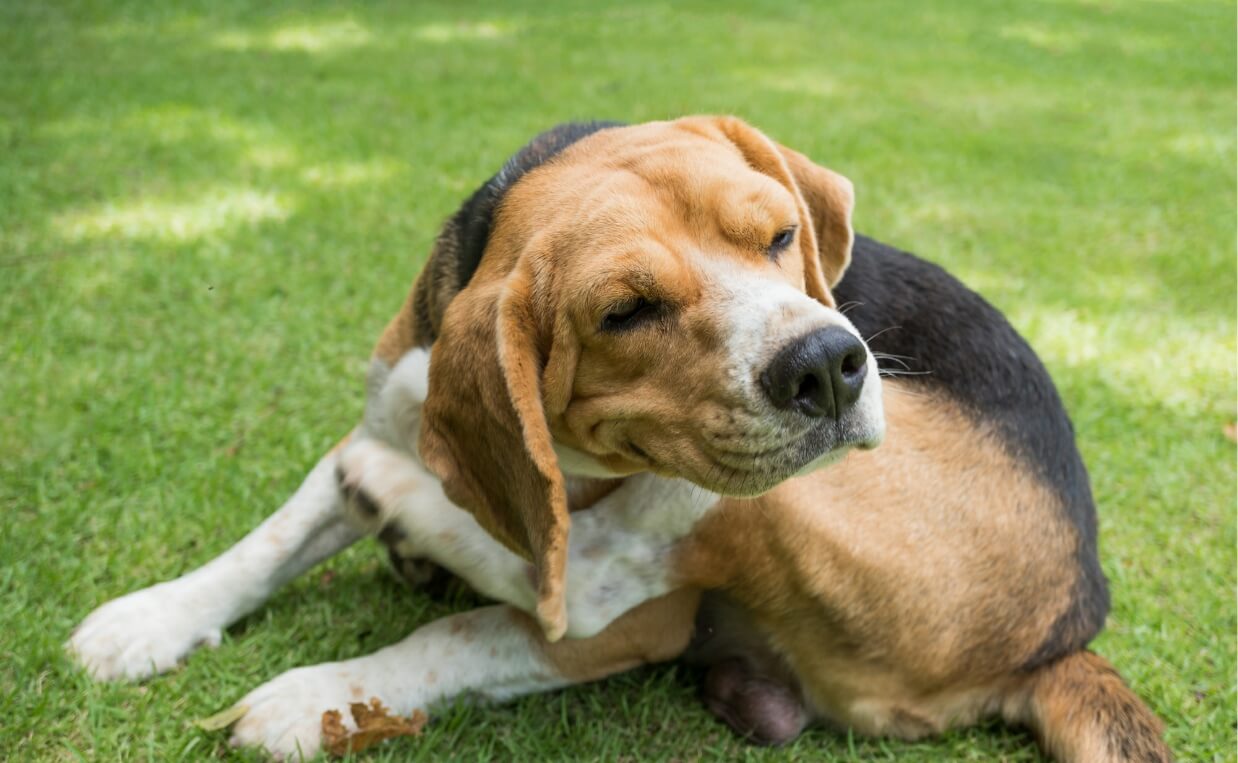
[69,117,1171,761]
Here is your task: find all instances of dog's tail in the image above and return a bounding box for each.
[1007,650,1171,762]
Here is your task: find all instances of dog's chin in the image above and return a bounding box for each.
[691,417,885,497]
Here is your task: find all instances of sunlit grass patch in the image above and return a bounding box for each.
[300,160,404,189]
[54,187,292,244]
[410,20,518,43]
[213,19,374,54]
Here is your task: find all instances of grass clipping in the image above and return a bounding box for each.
[321,698,427,756]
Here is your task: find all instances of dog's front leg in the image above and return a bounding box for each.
[229,590,699,759]
[69,441,363,681]
[338,440,716,640]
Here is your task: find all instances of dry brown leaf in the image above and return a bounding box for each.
[321,697,427,757]
[321,709,348,753]
[1224,421,1236,443]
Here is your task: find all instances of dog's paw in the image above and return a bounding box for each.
[68,582,222,681]
[229,665,395,760]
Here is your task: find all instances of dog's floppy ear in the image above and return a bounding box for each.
[406,122,621,642]
[418,256,575,642]
[776,144,855,290]
[705,117,855,305]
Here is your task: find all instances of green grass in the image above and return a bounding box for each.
[1,0,1233,760]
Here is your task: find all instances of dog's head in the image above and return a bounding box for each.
[414,117,884,638]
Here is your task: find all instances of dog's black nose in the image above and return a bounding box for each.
[761,327,867,418]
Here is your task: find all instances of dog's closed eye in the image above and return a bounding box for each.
[767,226,797,259]
[601,297,661,332]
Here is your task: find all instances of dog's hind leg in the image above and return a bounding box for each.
[229,589,701,759]
[68,437,364,681]
[687,593,812,745]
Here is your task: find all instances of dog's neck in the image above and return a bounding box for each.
[564,476,625,513]
[554,441,647,512]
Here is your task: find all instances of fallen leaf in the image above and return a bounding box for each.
[1224,422,1236,443]
[193,704,249,731]
[321,709,348,751]
[321,697,427,756]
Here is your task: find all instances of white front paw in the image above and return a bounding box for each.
[68,582,222,681]
[229,665,380,760]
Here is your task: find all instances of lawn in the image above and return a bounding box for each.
[1,0,1234,760]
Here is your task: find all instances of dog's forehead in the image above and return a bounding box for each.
[553,122,776,205]
[572,121,744,170]
[498,123,795,261]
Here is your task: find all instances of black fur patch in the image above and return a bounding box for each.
[451,121,625,289]
[833,236,1110,668]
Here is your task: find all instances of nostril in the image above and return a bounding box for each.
[794,373,821,405]
[831,341,867,414]
[839,349,866,381]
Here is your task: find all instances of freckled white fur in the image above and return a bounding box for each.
[229,606,566,759]
[561,472,717,637]
[337,440,717,639]
[336,441,538,612]
[70,342,719,756]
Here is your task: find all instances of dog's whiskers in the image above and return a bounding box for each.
[872,353,912,371]
[864,325,902,345]
[878,368,932,378]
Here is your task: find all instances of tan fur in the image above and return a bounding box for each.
[774,142,855,288]
[375,116,1168,758]
[403,118,862,639]
[674,386,1078,733]
[678,116,854,304]
[495,119,855,490]
[531,588,701,683]
[1011,650,1171,762]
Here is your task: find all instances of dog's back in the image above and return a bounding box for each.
[839,234,1110,667]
